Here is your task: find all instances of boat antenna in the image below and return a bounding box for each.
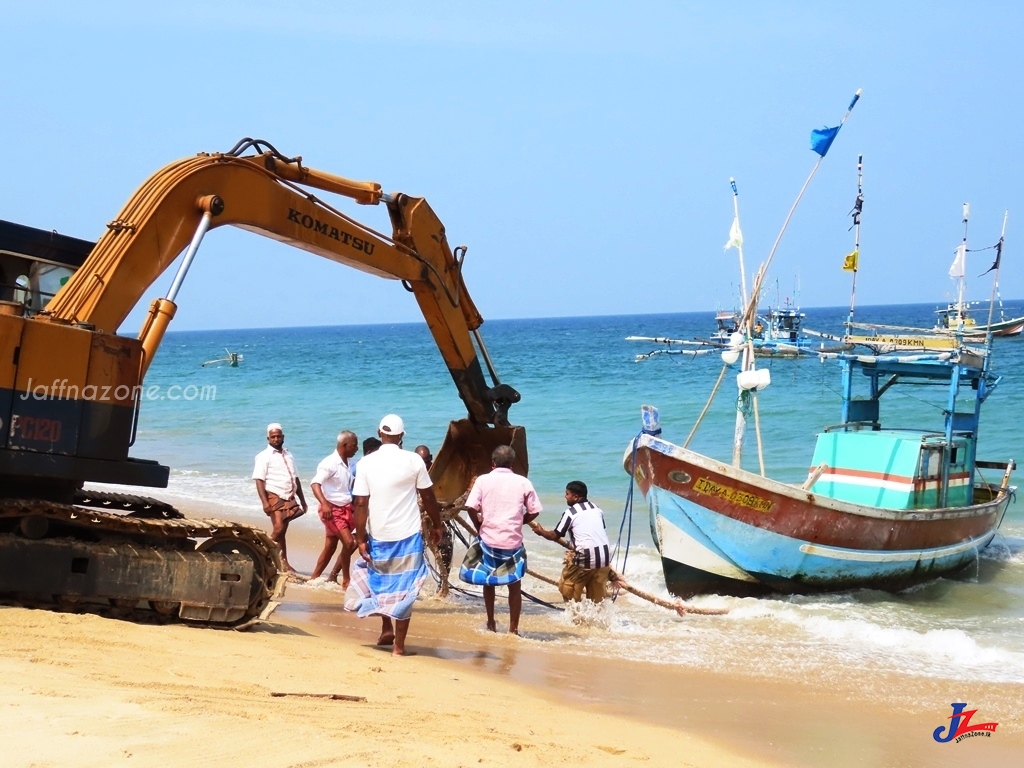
[983,210,1009,339]
[743,88,862,332]
[844,154,863,330]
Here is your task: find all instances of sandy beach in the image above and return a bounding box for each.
[2,515,1021,768]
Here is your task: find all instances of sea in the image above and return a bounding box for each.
[121,302,1024,693]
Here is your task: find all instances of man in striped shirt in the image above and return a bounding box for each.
[530,480,612,604]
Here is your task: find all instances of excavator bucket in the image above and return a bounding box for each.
[429,419,528,506]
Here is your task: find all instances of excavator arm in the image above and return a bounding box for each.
[44,139,519,430]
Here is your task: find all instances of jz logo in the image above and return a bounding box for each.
[933,702,998,743]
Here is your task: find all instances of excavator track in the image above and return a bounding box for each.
[0,496,286,629]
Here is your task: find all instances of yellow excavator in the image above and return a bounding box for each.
[0,138,527,627]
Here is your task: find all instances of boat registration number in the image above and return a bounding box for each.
[693,477,774,513]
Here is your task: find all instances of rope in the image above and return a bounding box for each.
[684,364,728,449]
[608,572,729,617]
[611,433,641,578]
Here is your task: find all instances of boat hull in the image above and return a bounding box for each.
[628,435,1011,598]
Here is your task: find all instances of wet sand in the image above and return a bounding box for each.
[3,507,1021,767]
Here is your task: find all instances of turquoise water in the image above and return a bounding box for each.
[123,304,1024,687]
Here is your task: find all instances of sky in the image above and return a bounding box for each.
[3,1,1023,332]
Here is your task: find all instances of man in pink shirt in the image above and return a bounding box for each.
[460,445,542,634]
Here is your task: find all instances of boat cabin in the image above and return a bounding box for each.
[808,352,994,510]
[763,307,805,342]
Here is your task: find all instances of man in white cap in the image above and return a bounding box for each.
[253,422,307,575]
[346,413,442,656]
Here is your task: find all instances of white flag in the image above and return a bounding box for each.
[948,244,966,279]
[724,216,743,250]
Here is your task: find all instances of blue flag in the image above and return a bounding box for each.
[810,125,840,157]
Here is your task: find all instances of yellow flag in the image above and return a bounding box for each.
[842,249,859,271]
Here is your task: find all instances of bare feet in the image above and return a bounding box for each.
[341,579,351,590]
[392,647,416,657]
[376,632,395,647]
[509,629,520,636]
[486,621,497,633]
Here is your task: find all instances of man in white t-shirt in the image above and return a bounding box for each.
[252,423,307,575]
[308,430,358,587]
[345,414,443,656]
[531,480,612,603]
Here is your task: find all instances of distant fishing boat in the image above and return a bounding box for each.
[934,300,1024,337]
[932,210,1023,337]
[845,206,1017,352]
[201,348,243,367]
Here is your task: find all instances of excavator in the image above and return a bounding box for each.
[0,138,527,628]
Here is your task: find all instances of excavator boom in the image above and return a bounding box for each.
[0,138,527,627]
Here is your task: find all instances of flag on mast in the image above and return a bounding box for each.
[842,249,859,271]
[979,238,1003,277]
[810,125,841,157]
[724,216,743,250]
[948,244,966,279]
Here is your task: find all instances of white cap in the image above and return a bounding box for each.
[378,414,405,435]
[267,422,283,436]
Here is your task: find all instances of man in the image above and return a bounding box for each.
[460,445,542,634]
[308,430,358,588]
[414,445,432,467]
[252,423,307,575]
[345,414,443,656]
[413,444,453,576]
[530,480,611,604]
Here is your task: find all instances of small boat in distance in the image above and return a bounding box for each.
[934,300,1024,337]
[710,310,741,343]
[201,348,243,367]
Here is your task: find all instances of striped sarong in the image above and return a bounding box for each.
[343,532,427,621]
[458,539,527,587]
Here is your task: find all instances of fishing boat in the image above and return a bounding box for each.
[934,300,1024,337]
[624,95,1015,598]
[844,207,1018,353]
[625,344,1015,597]
[932,209,1023,337]
[201,348,244,367]
[710,310,741,342]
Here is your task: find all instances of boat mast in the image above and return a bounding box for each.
[949,203,970,332]
[984,211,1009,334]
[844,155,863,330]
[727,179,754,468]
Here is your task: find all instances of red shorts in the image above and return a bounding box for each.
[323,503,354,537]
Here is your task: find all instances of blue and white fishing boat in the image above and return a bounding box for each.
[625,93,1016,598]
[625,344,1015,597]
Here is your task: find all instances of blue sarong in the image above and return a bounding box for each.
[343,532,427,621]
[459,539,527,586]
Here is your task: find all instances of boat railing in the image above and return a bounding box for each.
[822,420,880,433]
